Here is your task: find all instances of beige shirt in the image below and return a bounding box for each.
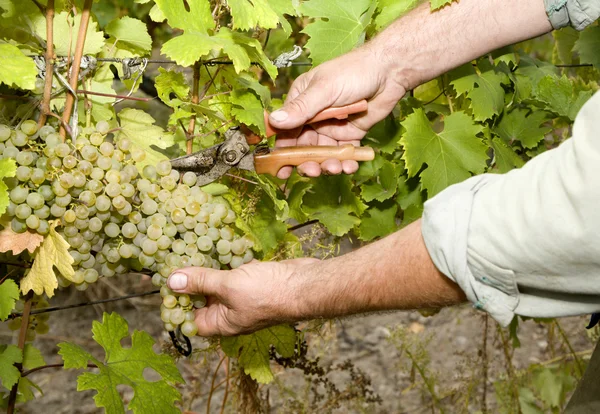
[422,1,600,326]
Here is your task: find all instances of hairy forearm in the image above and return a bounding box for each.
[287,220,466,320]
[373,0,552,90]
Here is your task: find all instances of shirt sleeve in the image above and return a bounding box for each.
[421,91,600,327]
[544,0,600,30]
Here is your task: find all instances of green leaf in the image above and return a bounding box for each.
[0,158,17,217]
[532,367,563,408]
[364,116,402,154]
[0,280,19,321]
[267,0,297,35]
[287,179,312,223]
[0,345,22,390]
[299,0,375,65]
[374,0,419,29]
[430,0,456,10]
[575,25,600,68]
[519,387,544,414]
[494,109,551,149]
[553,27,579,65]
[490,138,525,173]
[302,175,366,236]
[35,11,105,55]
[401,110,488,197]
[257,176,289,221]
[221,325,296,383]
[450,63,508,121]
[358,203,398,241]
[154,0,214,33]
[230,90,267,136]
[361,160,399,202]
[116,109,175,171]
[58,312,183,414]
[201,183,229,196]
[155,68,190,108]
[227,0,280,31]
[105,16,152,55]
[22,345,45,371]
[0,44,37,90]
[534,75,593,121]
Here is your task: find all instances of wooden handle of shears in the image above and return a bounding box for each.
[244,100,369,145]
[253,145,375,176]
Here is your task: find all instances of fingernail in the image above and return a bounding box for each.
[270,110,288,122]
[168,273,188,290]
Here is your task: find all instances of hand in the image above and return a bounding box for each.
[270,45,408,179]
[166,258,319,336]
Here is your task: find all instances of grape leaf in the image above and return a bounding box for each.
[116,108,175,171]
[299,0,376,65]
[494,109,551,149]
[0,345,22,390]
[155,68,190,108]
[35,11,105,55]
[358,203,398,241]
[241,193,288,254]
[490,138,525,174]
[0,280,19,321]
[267,0,297,35]
[221,325,296,383]
[553,27,579,65]
[450,63,508,121]
[374,0,419,29]
[58,312,183,414]
[430,0,456,10]
[361,160,399,202]
[227,0,280,31]
[154,0,214,33]
[0,44,37,90]
[105,16,152,55]
[401,110,487,197]
[0,225,44,255]
[364,116,402,154]
[0,157,16,215]
[22,344,44,371]
[302,175,366,236]
[287,180,312,223]
[20,221,75,297]
[256,176,289,221]
[575,25,600,68]
[533,75,593,121]
[230,89,267,136]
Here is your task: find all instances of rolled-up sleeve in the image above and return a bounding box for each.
[422,91,600,327]
[544,0,600,30]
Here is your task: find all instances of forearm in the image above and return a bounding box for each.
[287,220,466,321]
[372,0,552,90]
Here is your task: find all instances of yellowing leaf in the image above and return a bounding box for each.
[35,11,105,55]
[0,44,38,90]
[0,222,44,254]
[20,221,75,297]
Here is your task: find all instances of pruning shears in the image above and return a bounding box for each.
[169,100,375,185]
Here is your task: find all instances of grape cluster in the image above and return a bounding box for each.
[1,120,254,337]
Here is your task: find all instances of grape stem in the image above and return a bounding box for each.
[186,62,202,155]
[59,0,93,140]
[7,289,160,319]
[38,0,55,129]
[6,293,33,414]
[21,363,98,377]
[75,89,153,102]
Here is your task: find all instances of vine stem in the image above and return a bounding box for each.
[7,294,33,414]
[554,320,584,376]
[497,325,521,413]
[21,363,98,377]
[59,0,93,140]
[206,354,227,414]
[219,358,231,414]
[38,0,55,128]
[75,89,153,102]
[186,62,201,155]
[481,314,489,414]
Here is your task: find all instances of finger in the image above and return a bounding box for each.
[193,307,226,337]
[320,159,343,175]
[277,166,294,179]
[269,80,336,130]
[342,160,359,174]
[297,161,322,177]
[167,267,223,296]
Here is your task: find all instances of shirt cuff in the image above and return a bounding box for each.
[544,0,600,31]
[421,175,519,327]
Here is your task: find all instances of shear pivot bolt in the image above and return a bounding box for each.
[225,150,237,163]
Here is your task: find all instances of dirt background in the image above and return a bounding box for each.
[3,269,594,414]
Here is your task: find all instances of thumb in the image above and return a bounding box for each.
[269,81,335,129]
[167,267,223,296]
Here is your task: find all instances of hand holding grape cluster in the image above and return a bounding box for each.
[1,120,254,338]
